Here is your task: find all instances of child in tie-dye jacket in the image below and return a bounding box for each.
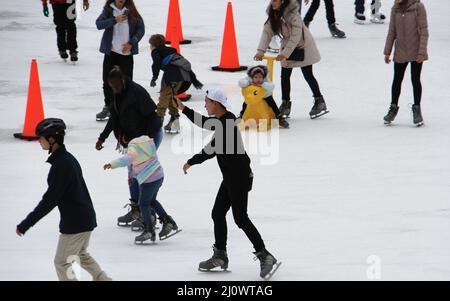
[104,135,179,244]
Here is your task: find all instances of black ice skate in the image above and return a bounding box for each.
[383,104,399,125]
[59,50,68,60]
[254,248,281,280]
[412,104,424,127]
[164,116,180,134]
[159,215,182,240]
[329,23,346,39]
[198,246,230,272]
[354,13,366,25]
[134,224,156,244]
[96,105,110,121]
[131,211,158,232]
[278,115,290,129]
[117,201,140,227]
[309,96,329,119]
[279,100,292,119]
[69,50,78,62]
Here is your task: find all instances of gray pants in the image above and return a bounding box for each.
[54,231,111,281]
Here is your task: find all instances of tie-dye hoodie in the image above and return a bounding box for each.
[110,135,163,184]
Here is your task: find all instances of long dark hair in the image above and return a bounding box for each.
[104,0,143,28]
[265,0,291,36]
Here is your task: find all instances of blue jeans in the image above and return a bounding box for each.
[137,178,166,226]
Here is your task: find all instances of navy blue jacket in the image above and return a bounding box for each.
[96,6,145,55]
[17,146,97,235]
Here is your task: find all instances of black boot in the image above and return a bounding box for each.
[279,100,292,118]
[412,104,424,126]
[117,200,140,226]
[309,96,329,119]
[199,246,229,271]
[277,115,290,129]
[59,50,68,60]
[329,23,346,38]
[69,50,78,62]
[254,248,277,279]
[159,215,179,239]
[134,223,156,244]
[383,104,399,124]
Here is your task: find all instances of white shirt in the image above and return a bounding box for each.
[110,4,131,56]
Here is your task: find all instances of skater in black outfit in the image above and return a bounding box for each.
[96,66,165,228]
[173,88,280,279]
[303,0,346,38]
[42,0,89,61]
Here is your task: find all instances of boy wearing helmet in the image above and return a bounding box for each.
[16,118,111,281]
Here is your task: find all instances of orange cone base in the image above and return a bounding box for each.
[166,39,192,45]
[178,93,192,102]
[211,65,248,72]
[13,132,39,141]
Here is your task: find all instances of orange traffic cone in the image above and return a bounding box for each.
[212,2,247,72]
[170,29,191,102]
[14,59,45,141]
[165,0,191,45]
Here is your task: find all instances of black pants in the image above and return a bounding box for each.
[102,52,134,106]
[240,95,281,117]
[281,65,323,101]
[52,4,77,52]
[391,62,423,106]
[304,0,336,25]
[212,181,265,253]
[355,0,377,14]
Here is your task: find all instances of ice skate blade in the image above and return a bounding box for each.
[117,222,132,227]
[263,262,282,281]
[384,120,392,126]
[96,117,110,122]
[134,240,156,245]
[370,19,385,24]
[165,130,180,134]
[415,122,424,127]
[198,267,231,273]
[159,229,182,240]
[354,19,365,25]
[331,33,346,39]
[131,226,143,232]
[310,110,329,119]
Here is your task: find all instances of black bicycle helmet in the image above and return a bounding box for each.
[35,118,66,137]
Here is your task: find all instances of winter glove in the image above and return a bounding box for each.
[150,79,157,87]
[43,4,49,17]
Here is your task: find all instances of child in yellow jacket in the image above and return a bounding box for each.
[239,65,289,130]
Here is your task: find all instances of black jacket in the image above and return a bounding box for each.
[183,107,253,186]
[151,46,182,82]
[99,80,162,146]
[17,146,97,235]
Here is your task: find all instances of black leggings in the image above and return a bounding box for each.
[240,95,280,117]
[281,66,323,101]
[102,52,134,106]
[304,0,336,25]
[391,62,423,106]
[212,181,265,253]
